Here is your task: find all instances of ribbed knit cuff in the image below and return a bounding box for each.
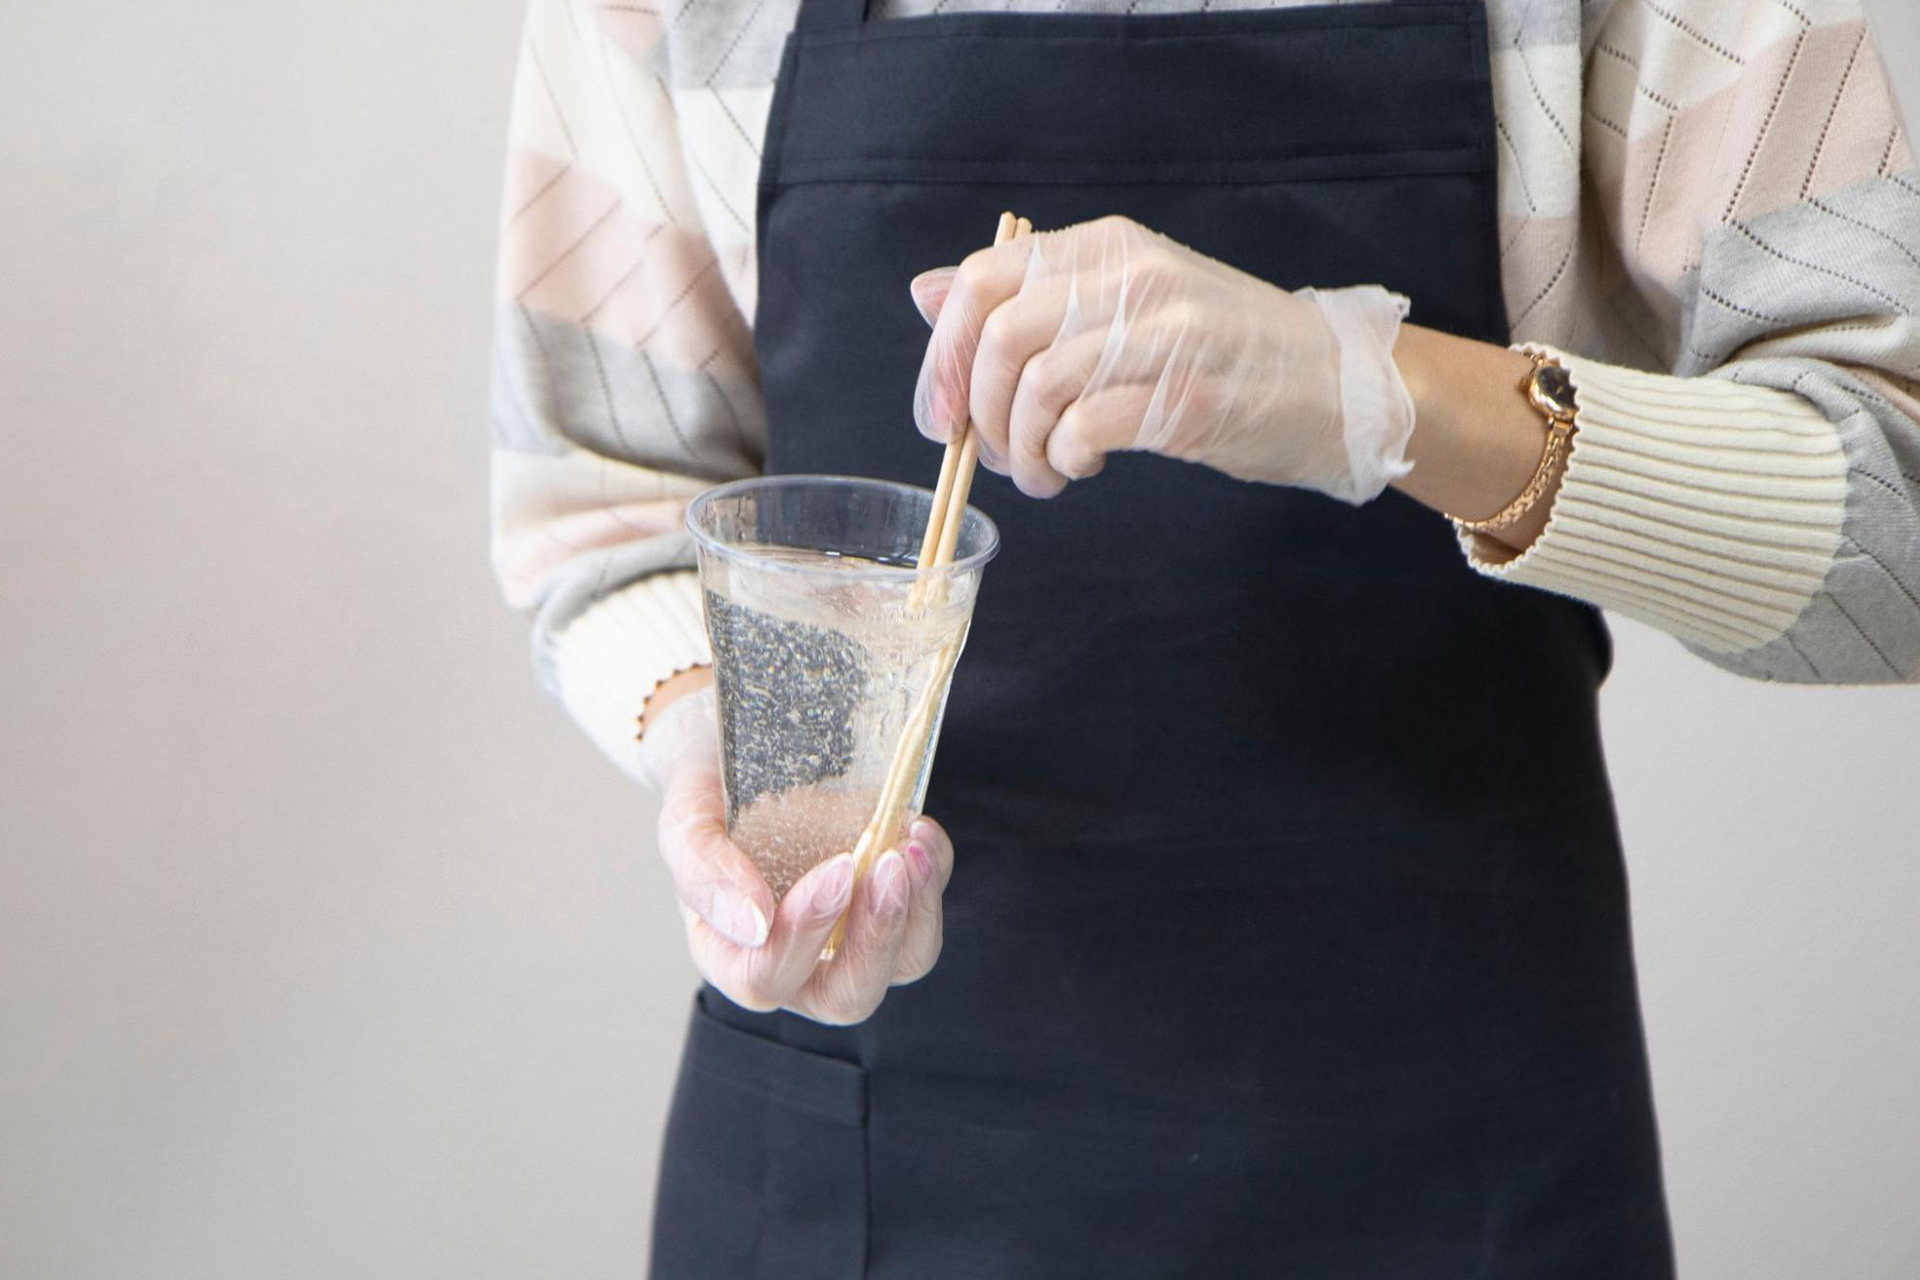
[549,570,712,780]
[1459,348,1847,654]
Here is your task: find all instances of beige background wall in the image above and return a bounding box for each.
[2,3,1917,1276]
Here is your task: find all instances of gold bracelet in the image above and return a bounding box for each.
[1450,350,1578,535]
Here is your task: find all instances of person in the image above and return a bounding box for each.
[488,0,1920,1273]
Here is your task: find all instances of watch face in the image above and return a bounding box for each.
[1536,362,1577,415]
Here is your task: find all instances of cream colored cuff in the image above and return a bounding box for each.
[1459,349,1847,654]
[549,570,711,779]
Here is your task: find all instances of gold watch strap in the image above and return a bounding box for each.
[1451,350,1577,535]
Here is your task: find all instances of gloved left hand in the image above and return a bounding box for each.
[638,685,955,1025]
[909,214,1416,503]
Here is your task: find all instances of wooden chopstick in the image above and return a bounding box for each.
[913,436,965,582]
[911,211,1020,608]
[823,210,1031,961]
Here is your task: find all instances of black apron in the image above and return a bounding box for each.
[652,0,1677,1275]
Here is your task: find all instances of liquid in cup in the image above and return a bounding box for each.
[687,478,999,900]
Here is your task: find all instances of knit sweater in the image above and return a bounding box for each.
[489,0,1920,779]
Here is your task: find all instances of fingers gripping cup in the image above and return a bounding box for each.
[687,476,999,920]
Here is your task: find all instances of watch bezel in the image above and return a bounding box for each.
[1526,357,1579,423]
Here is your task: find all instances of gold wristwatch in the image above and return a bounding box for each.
[1451,349,1579,535]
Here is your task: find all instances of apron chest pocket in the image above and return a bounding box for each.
[650,991,870,1280]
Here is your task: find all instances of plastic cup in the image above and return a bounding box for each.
[686,475,1000,900]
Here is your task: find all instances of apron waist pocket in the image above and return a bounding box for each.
[650,991,870,1279]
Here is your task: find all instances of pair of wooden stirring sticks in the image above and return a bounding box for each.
[820,211,1032,961]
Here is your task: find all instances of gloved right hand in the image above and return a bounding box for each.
[637,682,953,1024]
[908,214,1415,504]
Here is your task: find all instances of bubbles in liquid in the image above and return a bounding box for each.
[728,785,884,899]
[704,546,973,899]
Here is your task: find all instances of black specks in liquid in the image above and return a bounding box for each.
[705,588,871,821]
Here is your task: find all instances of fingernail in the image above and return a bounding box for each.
[873,851,910,920]
[909,268,956,326]
[712,888,769,948]
[809,854,856,918]
[906,840,934,887]
[913,380,947,443]
[931,391,960,438]
[909,817,939,846]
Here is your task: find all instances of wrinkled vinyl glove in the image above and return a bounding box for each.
[910,214,1415,503]
[638,684,954,1024]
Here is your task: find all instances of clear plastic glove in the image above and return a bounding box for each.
[910,214,1415,503]
[638,685,953,1024]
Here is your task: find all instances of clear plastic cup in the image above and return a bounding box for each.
[686,475,1000,900]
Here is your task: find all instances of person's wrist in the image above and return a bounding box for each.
[1448,349,1578,536]
[1293,284,1415,504]
[639,665,715,742]
[1389,326,1561,551]
[635,677,719,797]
